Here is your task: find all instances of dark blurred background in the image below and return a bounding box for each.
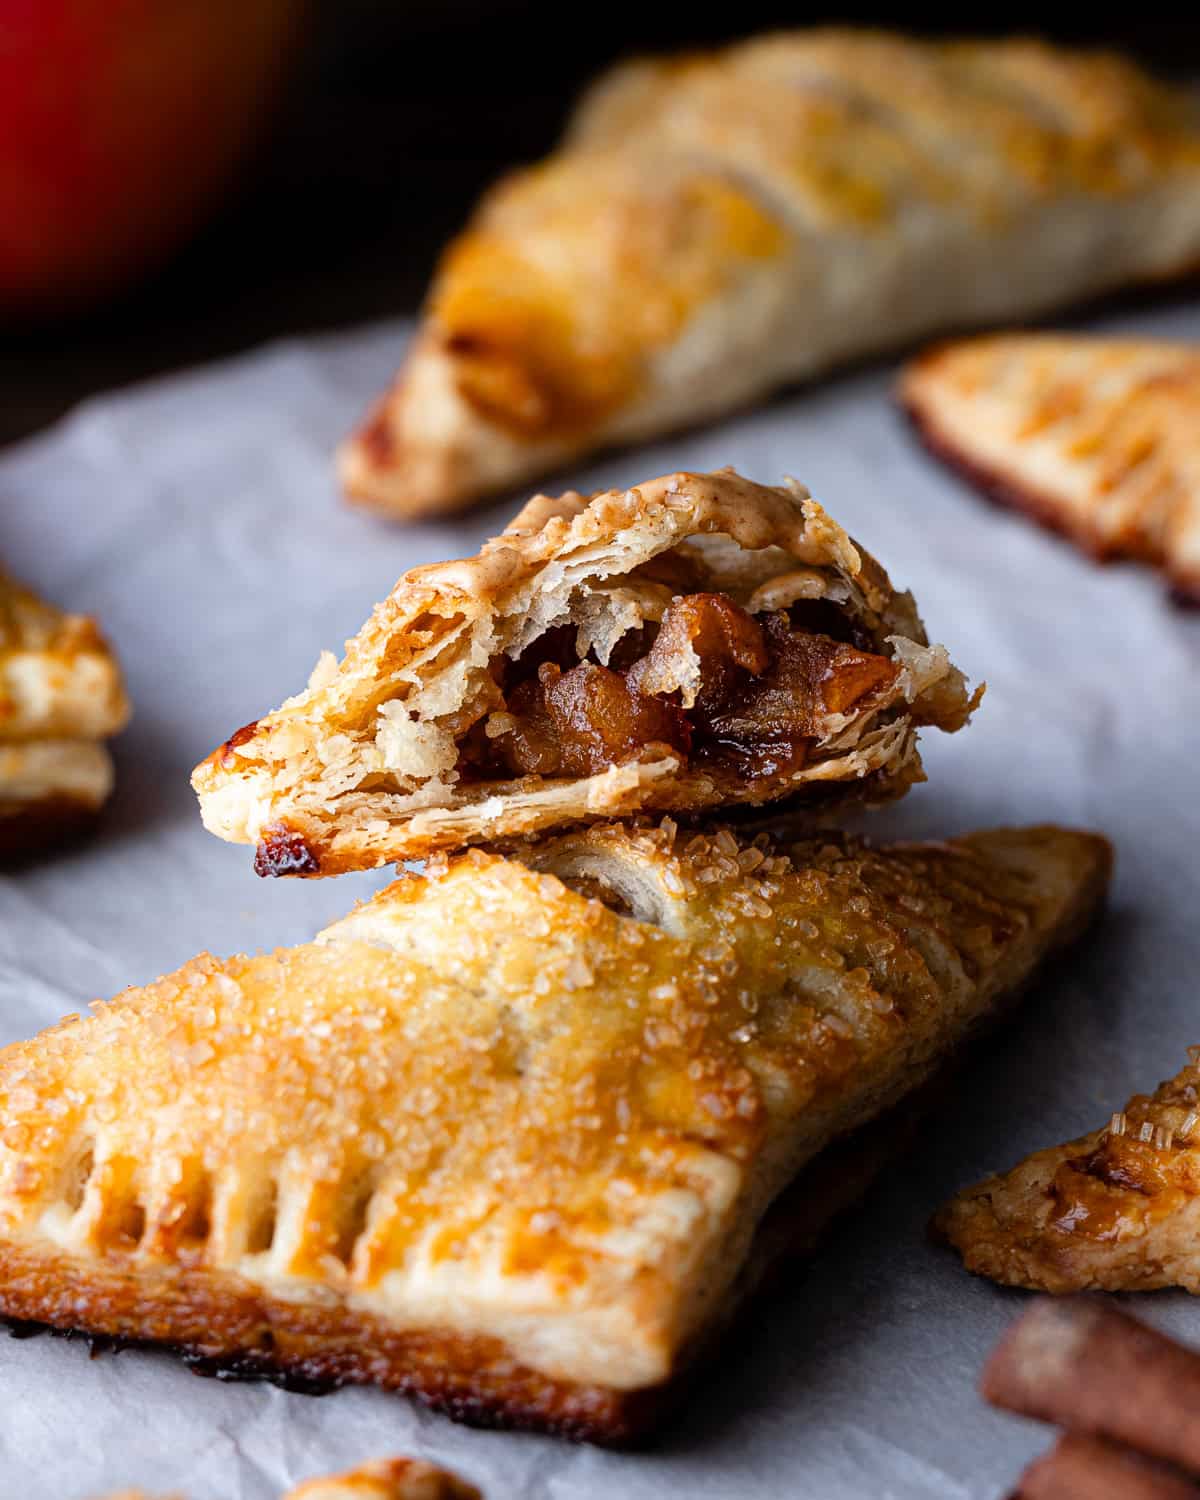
[1,3,1198,449]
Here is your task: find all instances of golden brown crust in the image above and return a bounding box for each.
[0,570,129,742]
[338,30,1200,518]
[287,1459,482,1500]
[899,333,1200,602]
[0,821,1109,1439]
[935,1044,1200,1294]
[0,570,128,855]
[193,468,976,874]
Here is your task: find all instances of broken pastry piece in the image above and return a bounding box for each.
[193,469,977,875]
[900,334,1200,602]
[0,569,129,856]
[937,1043,1200,1294]
[0,820,1108,1442]
[339,30,1200,518]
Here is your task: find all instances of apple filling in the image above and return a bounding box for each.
[460,592,900,786]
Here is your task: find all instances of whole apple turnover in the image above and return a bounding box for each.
[193,469,977,875]
[0,819,1107,1441]
[339,30,1200,518]
[0,569,129,855]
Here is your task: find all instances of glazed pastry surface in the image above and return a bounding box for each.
[901,333,1200,600]
[194,469,976,874]
[0,820,1108,1440]
[339,30,1200,517]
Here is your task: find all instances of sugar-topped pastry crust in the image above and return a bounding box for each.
[193,469,977,875]
[936,1043,1200,1294]
[0,820,1108,1440]
[901,333,1200,601]
[0,570,128,854]
[338,30,1200,518]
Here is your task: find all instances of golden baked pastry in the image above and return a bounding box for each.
[338,30,1200,518]
[900,333,1200,601]
[936,1042,1200,1294]
[193,469,977,875]
[100,1457,479,1500]
[0,819,1108,1441]
[288,1457,480,1500]
[0,569,129,854]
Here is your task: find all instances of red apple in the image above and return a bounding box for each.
[0,0,303,317]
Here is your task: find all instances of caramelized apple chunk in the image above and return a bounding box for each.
[690,614,899,777]
[471,590,900,786]
[492,662,691,777]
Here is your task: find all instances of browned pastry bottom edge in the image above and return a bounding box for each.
[0,794,101,861]
[897,396,1200,608]
[0,1099,921,1447]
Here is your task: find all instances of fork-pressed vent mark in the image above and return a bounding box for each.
[245,1176,278,1256]
[60,1138,95,1214]
[176,1165,213,1246]
[114,1198,146,1249]
[332,1172,378,1268]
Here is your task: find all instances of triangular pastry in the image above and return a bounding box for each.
[0,820,1109,1441]
[936,1043,1200,1294]
[0,569,129,854]
[193,469,977,875]
[337,30,1200,518]
[900,333,1200,601]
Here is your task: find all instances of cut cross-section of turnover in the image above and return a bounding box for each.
[193,469,978,875]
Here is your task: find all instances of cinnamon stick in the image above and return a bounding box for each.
[984,1299,1200,1477]
[1014,1434,1200,1500]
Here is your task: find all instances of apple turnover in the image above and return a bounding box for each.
[0,569,129,855]
[936,1042,1200,1294]
[338,30,1200,518]
[901,333,1200,601]
[0,819,1108,1441]
[193,469,977,875]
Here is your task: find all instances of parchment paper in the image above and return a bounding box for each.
[2,298,1199,1499]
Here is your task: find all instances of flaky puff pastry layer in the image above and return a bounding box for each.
[103,1457,481,1500]
[0,820,1108,1441]
[339,30,1200,518]
[936,1044,1200,1295]
[901,334,1200,601]
[0,571,129,854]
[193,469,976,875]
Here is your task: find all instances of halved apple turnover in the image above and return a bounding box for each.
[194,470,977,874]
